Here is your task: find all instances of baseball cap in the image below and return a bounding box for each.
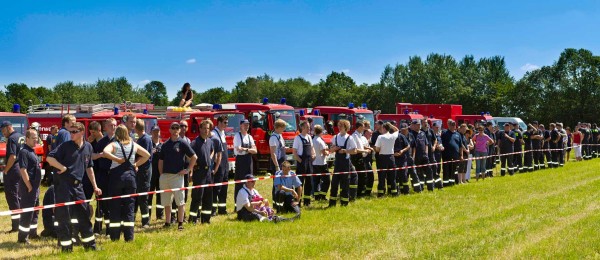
[240,119,250,124]
[245,174,256,181]
[400,123,409,129]
[170,122,180,128]
[411,120,420,125]
[151,125,160,131]
[432,122,440,127]
[0,121,12,129]
[376,120,384,125]
[511,122,518,126]
[503,123,510,127]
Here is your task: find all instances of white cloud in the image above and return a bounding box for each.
[520,63,539,72]
[139,79,151,85]
[186,58,196,64]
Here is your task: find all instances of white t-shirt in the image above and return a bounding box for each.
[333,133,357,159]
[292,134,313,156]
[213,127,226,144]
[233,132,255,156]
[375,132,399,155]
[352,131,364,151]
[312,135,327,166]
[269,133,285,149]
[235,186,260,212]
[360,136,370,157]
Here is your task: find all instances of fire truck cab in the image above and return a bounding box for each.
[214,98,297,173]
[313,103,375,134]
[396,103,463,128]
[454,113,496,127]
[0,105,45,185]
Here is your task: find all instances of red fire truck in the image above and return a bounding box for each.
[27,103,158,169]
[313,103,375,134]
[395,103,495,128]
[0,105,45,185]
[213,98,297,172]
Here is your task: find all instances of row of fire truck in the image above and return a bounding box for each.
[0,100,497,182]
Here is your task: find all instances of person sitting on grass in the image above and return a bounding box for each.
[251,194,274,220]
[273,161,302,218]
[236,175,269,222]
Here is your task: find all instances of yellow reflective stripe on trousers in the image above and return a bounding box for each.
[81,235,95,243]
[95,218,103,222]
[413,183,421,187]
[11,215,20,219]
[60,240,73,246]
[19,226,30,232]
[54,221,59,226]
[341,198,349,202]
[141,214,150,218]
[201,210,212,215]
[71,219,78,224]
[122,222,135,227]
[189,212,198,217]
[156,205,164,209]
[349,185,358,188]
[218,203,227,207]
[104,220,110,224]
[30,224,38,229]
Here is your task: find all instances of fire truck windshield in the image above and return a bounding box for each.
[215,113,244,136]
[310,117,324,128]
[273,110,297,132]
[356,113,375,130]
[0,117,27,143]
[144,119,158,134]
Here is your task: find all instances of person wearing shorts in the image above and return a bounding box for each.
[159,122,197,231]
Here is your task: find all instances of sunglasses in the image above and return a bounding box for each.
[180,125,188,128]
[171,127,180,130]
[69,130,81,134]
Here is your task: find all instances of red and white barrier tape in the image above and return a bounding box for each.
[1,144,598,216]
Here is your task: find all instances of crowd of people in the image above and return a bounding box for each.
[2,112,599,252]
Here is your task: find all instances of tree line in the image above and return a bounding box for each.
[2,48,598,128]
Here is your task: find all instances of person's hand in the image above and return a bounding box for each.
[58,166,67,174]
[178,169,188,175]
[340,149,346,154]
[259,210,268,217]
[117,157,126,164]
[292,190,299,200]
[95,187,103,196]
[26,182,33,192]
[297,158,302,163]
[311,154,316,160]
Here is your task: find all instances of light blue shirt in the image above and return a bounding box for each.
[273,170,302,195]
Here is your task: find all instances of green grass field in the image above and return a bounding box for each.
[0,158,599,259]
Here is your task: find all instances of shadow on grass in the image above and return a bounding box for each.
[0,240,51,250]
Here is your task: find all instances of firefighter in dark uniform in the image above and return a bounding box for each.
[329,119,357,206]
[541,124,552,167]
[1,121,24,233]
[350,121,367,200]
[212,115,228,215]
[233,119,256,204]
[134,119,153,228]
[400,125,422,193]
[498,123,516,176]
[484,122,496,177]
[512,123,524,173]
[530,121,543,171]
[362,128,375,196]
[270,119,288,209]
[422,118,442,189]
[370,120,383,194]
[432,123,444,187]
[394,123,411,195]
[46,122,101,252]
[522,124,533,172]
[411,120,433,191]
[189,120,215,224]
[17,129,42,243]
[580,123,591,160]
[102,125,150,241]
[590,123,600,158]
[293,120,315,206]
[93,118,116,234]
[148,125,164,220]
[441,120,461,186]
[549,123,559,168]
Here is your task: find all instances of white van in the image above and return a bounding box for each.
[494,117,527,130]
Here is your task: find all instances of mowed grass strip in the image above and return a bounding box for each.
[0,159,598,258]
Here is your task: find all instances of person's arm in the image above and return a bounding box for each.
[506,133,516,143]
[293,140,301,163]
[158,159,164,175]
[277,183,299,199]
[102,143,125,163]
[86,167,102,196]
[270,144,281,171]
[5,154,16,173]
[20,166,32,192]
[133,143,151,169]
[181,154,198,175]
[248,137,258,154]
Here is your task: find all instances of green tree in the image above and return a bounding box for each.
[143,81,169,106]
[5,83,36,113]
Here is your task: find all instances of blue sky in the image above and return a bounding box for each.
[0,1,598,100]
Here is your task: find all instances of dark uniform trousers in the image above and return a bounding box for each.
[550,143,559,168]
[395,155,421,194]
[147,166,163,220]
[486,146,495,176]
[543,145,552,167]
[298,154,314,206]
[432,151,443,189]
[364,155,374,196]
[415,156,434,191]
[500,150,515,176]
[5,168,22,231]
[93,169,110,234]
[17,173,41,242]
[213,164,229,215]
[189,167,213,224]
[513,148,523,172]
[376,154,397,196]
[274,190,301,216]
[523,149,533,172]
[42,185,57,237]
[233,153,252,205]
[108,163,137,241]
[54,175,96,250]
[349,155,363,200]
[442,157,457,186]
[329,152,352,207]
[134,167,151,226]
[312,164,330,200]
